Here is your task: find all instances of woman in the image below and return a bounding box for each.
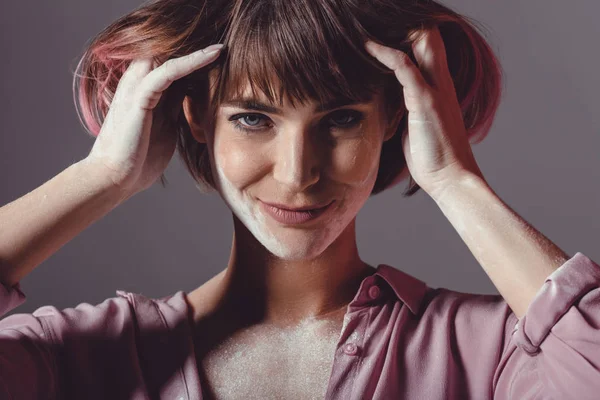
[1,0,599,399]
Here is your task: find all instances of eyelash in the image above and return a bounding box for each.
[228,110,365,134]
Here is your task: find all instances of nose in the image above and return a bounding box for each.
[272,128,321,191]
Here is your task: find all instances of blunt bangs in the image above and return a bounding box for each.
[75,0,503,196]
[209,0,392,112]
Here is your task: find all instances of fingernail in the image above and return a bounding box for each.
[204,44,225,53]
[365,41,378,53]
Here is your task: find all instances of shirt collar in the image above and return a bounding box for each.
[120,265,431,318]
[372,264,430,315]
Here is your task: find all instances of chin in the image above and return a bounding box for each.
[250,218,340,261]
[261,235,334,261]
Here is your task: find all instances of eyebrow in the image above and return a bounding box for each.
[220,96,373,115]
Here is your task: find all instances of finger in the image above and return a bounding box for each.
[365,40,432,113]
[137,45,224,111]
[112,59,151,104]
[411,26,452,90]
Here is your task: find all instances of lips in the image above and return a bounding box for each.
[259,200,335,225]
[262,201,333,211]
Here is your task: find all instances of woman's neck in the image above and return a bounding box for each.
[188,216,376,328]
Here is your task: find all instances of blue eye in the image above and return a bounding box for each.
[228,110,365,134]
[237,114,264,127]
[229,114,270,132]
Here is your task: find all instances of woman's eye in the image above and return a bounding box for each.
[229,113,270,132]
[228,110,364,134]
[238,114,264,127]
[329,110,363,127]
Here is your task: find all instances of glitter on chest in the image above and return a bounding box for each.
[201,316,348,399]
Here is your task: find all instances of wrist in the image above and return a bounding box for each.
[75,158,132,205]
[430,172,490,205]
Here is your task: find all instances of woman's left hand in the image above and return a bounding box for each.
[365,25,487,200]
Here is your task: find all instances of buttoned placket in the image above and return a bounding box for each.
[325,276,385,399]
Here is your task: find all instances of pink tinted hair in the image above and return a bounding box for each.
[73,0,503,196]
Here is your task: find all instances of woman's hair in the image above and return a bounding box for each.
[73,0,503,197]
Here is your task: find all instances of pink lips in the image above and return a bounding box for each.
[260,200,335,225]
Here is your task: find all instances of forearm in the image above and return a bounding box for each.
[432,174,571,319]
[0,158,126,287]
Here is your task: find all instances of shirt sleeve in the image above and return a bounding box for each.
[0,281,59,399]
[493,252,600,400]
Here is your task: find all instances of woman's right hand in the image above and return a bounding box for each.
[84,43,224,199]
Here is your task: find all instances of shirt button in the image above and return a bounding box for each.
[368,285,381,300]
[343,342,359,356]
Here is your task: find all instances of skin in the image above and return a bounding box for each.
[179,71,405,398]
[157,25,574,398]
[182,70,404,328]
[181,74,403,397]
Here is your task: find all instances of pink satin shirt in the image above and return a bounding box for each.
[1,252,599,399]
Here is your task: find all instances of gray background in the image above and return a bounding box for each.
[1,0,598,316]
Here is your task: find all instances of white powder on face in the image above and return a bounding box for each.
[202,124,381,397]
[202,315,345,400]
[212,151,379,261]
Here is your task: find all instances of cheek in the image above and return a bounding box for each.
[211,122,384,188]
[213,137,265,187]
[331,137,382,185]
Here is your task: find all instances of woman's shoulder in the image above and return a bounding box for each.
[422,286,518,337]
[0,286,194,399]
[376,263,511,312]
[376,263,517,332]
[0,285,189,343]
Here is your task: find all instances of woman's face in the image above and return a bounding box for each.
[199,78,398,261]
